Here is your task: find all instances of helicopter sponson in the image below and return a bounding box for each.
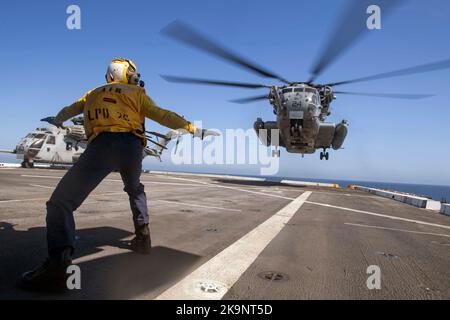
[254,117,348,154]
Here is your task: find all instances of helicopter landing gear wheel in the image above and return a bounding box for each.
[320,149,329,161]
[272,149,280,157]
[21,160,34,168]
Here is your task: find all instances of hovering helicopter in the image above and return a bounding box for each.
[160,1,450,160]
[0,116,180,168]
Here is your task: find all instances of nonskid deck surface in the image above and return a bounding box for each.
[0,168,448,299]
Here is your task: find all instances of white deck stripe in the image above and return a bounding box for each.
[20,174,202,187]
[0,197,49,203]
[21,174,296,200]
[21,174,61,179]
[154,191,311,300]
[155,175,296,200]
[281,189,375,198]
[156,199,241,212]
[29,184,54,189]
[307,201,450,230]
[0,192,125,203]
[73,245,130,264]
[344,223,450,238]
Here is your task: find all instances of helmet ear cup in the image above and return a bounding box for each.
[128,73,141,86]
[105,72,114,83]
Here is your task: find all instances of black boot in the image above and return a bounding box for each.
[19,247,73,292]
[130,224,151,254]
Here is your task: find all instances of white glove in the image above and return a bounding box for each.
[194,128,221,140]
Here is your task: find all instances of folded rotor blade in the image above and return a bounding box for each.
[161,20,290,84]
[145,136,168,150]
[334,91,434,100]
[145,131,170,139]
[326,59,450,86]
[40,116,56,125]
[161,75,271,89]
[309,0,404,82]
[174,135,181,154]
[230,94,269,104]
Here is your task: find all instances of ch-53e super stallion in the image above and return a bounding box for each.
[0,117,180,168]
[160,1,450,160]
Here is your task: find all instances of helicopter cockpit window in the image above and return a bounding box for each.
[305,88,317,94]
[294,88,304,92]
[46,135,56,145]
[30,140,44,149]
[282,88,293,94]
[34,134,46,139]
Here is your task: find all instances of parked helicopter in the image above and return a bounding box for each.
[160,0,450,160]
[0,116,180,168]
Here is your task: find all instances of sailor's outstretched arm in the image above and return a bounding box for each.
[54,92,90,125]
[141,94,196,134]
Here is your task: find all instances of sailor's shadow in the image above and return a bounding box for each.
[72,247,200,299]
[0,222,201,299]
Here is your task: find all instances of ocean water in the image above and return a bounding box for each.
[276,177,450,203]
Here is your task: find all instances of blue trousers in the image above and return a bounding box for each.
[46,132,149,254]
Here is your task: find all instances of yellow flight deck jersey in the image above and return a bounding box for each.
[54,82,196,145]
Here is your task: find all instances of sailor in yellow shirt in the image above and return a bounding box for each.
[20,58,216,291]
[53,75,197,144]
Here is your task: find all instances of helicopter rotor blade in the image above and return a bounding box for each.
[161,75,271,89]
[145,131,169,139]
[174,135,181,154]
[161,20,290,84]
[326,59,450,87]
[334,91,434,100]
[145,136,168,150]
[308,0,404,83]
[229,94,269,104]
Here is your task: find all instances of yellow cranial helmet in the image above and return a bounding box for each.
[105,58,141,85]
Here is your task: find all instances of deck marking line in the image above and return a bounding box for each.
[344,222,450,238]
[29,184,54,189]
[153,175,297,200]
[73,245,130,264]
[21,174,61,179]
[21,174,296,200]
[0,191,125,203]
[155,199,241,212]
[306,201,450,230]
[20,174,202,187]
[154,191,311,300]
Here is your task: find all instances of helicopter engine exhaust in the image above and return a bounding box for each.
[331,121,348,150]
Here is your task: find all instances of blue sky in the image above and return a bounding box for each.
[0,0,449,185]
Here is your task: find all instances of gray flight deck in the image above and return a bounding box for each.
[0,168,448,300]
